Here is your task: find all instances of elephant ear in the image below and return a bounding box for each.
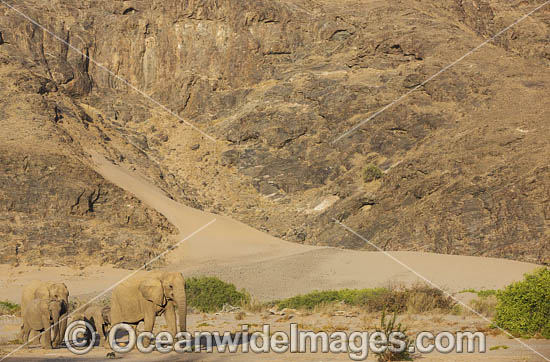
[138,278,164,306]
[39,300,51,317]
[35,285,51,300]
[60,283,69,297]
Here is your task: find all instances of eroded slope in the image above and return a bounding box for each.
[1,0,549,264]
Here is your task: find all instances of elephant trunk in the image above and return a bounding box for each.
[175,288,187,332]
[51,308,61,346]
[55,300,68,346]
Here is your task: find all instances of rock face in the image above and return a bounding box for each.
[0,151,176,268]
[0,21,177,268]
[1,0,550,265]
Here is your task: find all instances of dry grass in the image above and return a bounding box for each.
[468,295,498,318]
[241,297,265,313]
[234,311,246,320]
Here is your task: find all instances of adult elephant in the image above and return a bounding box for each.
[22,299,63,349]
[109,271,186,346]
[21,281,69,347]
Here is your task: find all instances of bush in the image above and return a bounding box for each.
[274,289,395,311]
[364,164,384,182]
[374,310,412,361]
[275,285,455,313]
[494,268,550,338]
[0,301,20,316]
[275,290,343,310]
[185,277,250,313]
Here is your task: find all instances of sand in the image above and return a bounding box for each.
[1,152,548,361]
[1,152,540,302]
[87,152,539,300]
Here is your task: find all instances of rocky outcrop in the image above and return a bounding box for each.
[0,31,176,268]
[1,0,549,265]
[0,151,176,268]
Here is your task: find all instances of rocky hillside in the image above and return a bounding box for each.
[1,0,549,266]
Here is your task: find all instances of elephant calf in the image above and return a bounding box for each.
[73,305,111,346]
[22,299,63,349]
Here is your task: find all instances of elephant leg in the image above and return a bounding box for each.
[103,329,111,350]
[142,304,156,348]
[54,313,67,347]
[22,326,31,345]
[106,312,123,350]
[97,320,107,347]
[41,331,53,349]
[97,327,105,347]
[82,318,93,346]
[164,302,177,337]
[41,315,53,349]
[90,312,106,346]
[28,330,41,345]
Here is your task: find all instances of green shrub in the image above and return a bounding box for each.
[275,285,455,313]
[0,301,20,316]
[477,290,498,298]
[275,290,342,310]
[185,277,249,313]
[374,310,412,361]
[275,289,394,311]
[459,289,498,298]
[364,164,384,182]
[494,268,550,338]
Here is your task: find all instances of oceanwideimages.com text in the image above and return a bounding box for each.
[66,321,486,360]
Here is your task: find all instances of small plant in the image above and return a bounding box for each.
[460,289,498,298]
[494,268,550,338]
[489,345,509,351]
[364,164,384,183]
[186,276,250,313]
[0,301,20,316]
[373,310,412,361]
[476,290,497,298]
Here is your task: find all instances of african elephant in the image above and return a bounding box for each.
[109,271,186,347]
[73,305,111,346]
[21,281,69,347]
[21,299,62,349]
